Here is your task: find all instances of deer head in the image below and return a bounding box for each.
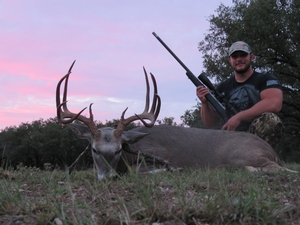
[56,61,161,180]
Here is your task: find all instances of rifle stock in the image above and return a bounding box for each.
[152,32,229,122]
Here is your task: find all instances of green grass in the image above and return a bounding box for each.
[1,164,300,225]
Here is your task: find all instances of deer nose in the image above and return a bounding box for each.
[97,173,105,180]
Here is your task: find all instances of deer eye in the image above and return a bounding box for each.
[92,148,98,154]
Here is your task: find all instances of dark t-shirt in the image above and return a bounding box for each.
[216,71,282,131]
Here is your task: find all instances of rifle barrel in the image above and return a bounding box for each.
[152,32,204,88]
[152,32,191,74]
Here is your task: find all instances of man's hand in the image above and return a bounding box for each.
[222,114,242,131]
[196,86,210,104]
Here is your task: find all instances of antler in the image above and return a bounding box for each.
[114,67,161,137]
[56,60,100,138]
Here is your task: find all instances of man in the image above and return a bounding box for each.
[196,41,284,149]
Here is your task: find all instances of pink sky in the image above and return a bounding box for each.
[0,1,233,130]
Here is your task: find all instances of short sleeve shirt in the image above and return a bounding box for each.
[216,71,282,131]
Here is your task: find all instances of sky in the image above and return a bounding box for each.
[0,0,233,130]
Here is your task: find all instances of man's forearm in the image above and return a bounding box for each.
[237,98,281,122]
[200,102,220,128]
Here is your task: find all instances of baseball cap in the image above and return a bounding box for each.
[228,41,251,56]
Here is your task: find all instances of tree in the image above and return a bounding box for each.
[0,117,143,170]
[180,101,204,128]
[100,119,140,130]
[197,0,300,161]
[157,117,180,126]
[0,118,92,169]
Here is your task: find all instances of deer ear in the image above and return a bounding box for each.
[67,123,94,141]
[122,130,149,144]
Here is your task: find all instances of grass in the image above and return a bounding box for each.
[0,164,300,225]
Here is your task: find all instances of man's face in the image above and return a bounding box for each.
[228,51,254,74]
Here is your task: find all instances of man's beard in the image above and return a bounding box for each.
[234,63,251,74]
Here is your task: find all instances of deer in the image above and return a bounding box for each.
[56,61,297,180]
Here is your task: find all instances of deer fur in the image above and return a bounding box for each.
[123,125,286,172]
[68,123,296,180]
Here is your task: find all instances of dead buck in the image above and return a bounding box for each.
[56,62,297,180]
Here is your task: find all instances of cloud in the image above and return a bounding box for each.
[0,0,233,130]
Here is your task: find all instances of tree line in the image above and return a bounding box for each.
[0,117,178,170]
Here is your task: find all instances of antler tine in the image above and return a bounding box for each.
[149,72,161,118]
[136,72,161,127]
[114,67,161,137]
[56,61,99,137]
[61,61,74,109]
[56,60,85,124]
[56,60,76,107]
[142,66,150,113]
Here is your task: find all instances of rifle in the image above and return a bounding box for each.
[197,72,238,116]
[152,32,236,122]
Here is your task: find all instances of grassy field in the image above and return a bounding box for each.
[1,164,300,225]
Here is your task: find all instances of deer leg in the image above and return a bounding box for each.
[122,143,180,172]
[245,162,298,173]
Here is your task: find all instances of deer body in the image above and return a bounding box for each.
[123,125,284,171]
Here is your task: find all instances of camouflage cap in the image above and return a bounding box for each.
[228,41,251,56]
